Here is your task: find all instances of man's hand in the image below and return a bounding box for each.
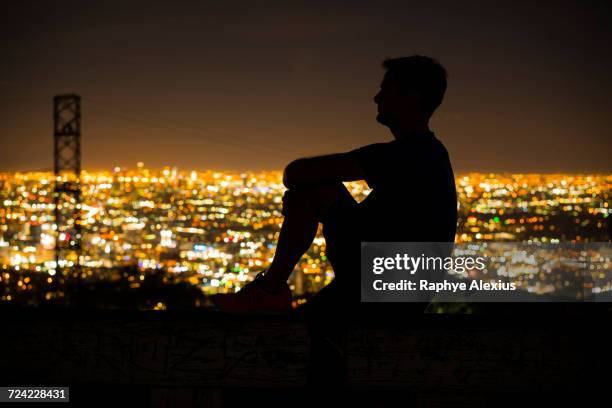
[282,152,366,190]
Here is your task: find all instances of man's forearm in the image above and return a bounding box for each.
[282,153,366,189]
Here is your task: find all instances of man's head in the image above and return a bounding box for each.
[374,55,447,128]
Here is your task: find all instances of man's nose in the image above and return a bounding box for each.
[373,92,380,104]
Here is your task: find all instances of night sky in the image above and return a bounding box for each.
[1,0,611,173]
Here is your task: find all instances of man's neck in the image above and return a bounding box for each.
[390,122,431,141]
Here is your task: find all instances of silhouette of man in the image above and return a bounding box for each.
[212,55,457,316]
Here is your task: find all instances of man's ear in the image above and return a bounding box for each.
[404,91,423,106]
[403,91,428,117]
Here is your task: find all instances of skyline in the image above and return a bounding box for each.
[2,169,609,307]
[2,166,611,175]
[2,0,611,173]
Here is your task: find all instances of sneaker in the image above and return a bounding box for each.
[211,271,292,315]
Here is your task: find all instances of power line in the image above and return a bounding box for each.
[83,97,301,159]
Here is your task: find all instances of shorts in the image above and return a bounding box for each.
[298,187,429,321]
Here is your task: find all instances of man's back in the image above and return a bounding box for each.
[350,131,457,243]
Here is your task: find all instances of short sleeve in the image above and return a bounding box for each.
[350,142,400,189]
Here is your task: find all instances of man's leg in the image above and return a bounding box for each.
[296,189,361,318]
[261,183,357,293]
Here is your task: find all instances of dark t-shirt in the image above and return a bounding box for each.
[349,132,457,243]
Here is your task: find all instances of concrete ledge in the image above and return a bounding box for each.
[2,306,611,404]
[2,309,310,388]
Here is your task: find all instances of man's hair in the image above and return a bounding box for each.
[382,55,447,117]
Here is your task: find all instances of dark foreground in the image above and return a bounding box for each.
[1,304,610,407]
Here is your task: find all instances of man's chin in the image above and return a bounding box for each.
[376,113,390,127]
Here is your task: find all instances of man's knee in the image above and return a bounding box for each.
[282,183,355,219]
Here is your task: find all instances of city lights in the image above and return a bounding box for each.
[0,167,609,307]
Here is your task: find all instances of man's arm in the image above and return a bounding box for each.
[282,151,366,189]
